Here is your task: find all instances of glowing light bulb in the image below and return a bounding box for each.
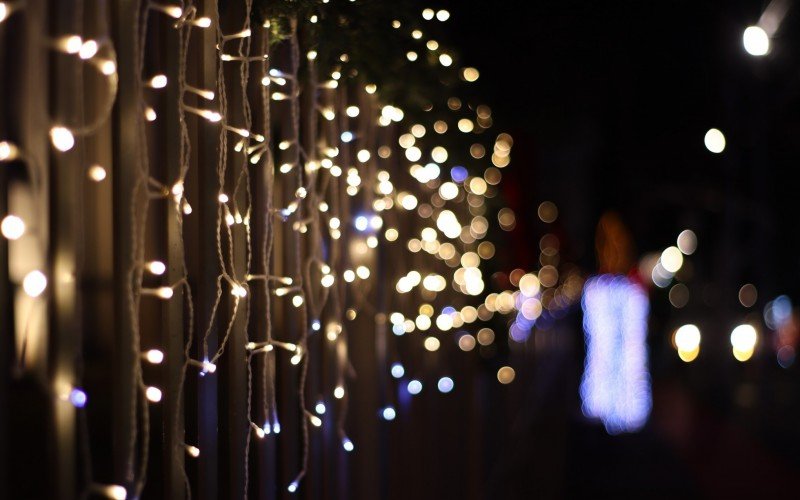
[743,26,769,56]
[149,74,168,88]
[145,386,162,402]
[231,284,247,298]
[146,260,166,275]
[64,35,83,54]
[390,363,404,378]
[309,415,322,427]
[22,270,47,297]
[100,60,117,75]
[381,407,396,421]
[346,106,360,117]
[103,485,127,500]
[88,165,107,181]
[407,380,422,395]
[321,274,335,288]
[69,388,88,408]
[1,215,25,240]
[437,377,454,393]
[0,3,9,23]
[156,287,174,299]
[660,246,683,273]
[0,140,18,161]
[334,386,345,399]
[731,324,757,361]
[186,445,200,457]
[50,127,75,152]
[145,349,164,364]
[287,481,299,493]
[704,128,726,154]
[436,9,450,21]
[315,402,326,414]
[342,438,354,452]
[78,40,98,59]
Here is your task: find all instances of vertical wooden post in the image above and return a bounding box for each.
[163,10,186,500]
[111,0,138,492]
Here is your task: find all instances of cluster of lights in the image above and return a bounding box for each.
[0,1,534,496]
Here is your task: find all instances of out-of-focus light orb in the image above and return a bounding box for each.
[462,67,480,82]
[674,324,701,361]
[477,328,495,346]
[743,26,769,56]
[437,377,454,393]
[436,9,450,21]
[537,201,558,223]
[778,345,795,369]
[145,386,163,402]
[342,438,354,452]
[738,283,757,308]
[88,164,107,182]
[145,349,164,364]
[450,166,468,183]
[497,366,515,384]
[704,128,726,154]
[50,126,75,151]
[439,181,458,200]
[458,334,476,351]
[660,246,684,273]
[382,407,396,420]
[423,336,440,351]
[69,388,88,408]
[1,215,25,240]
[422,8,434,20]
[677,229,697,255]
[730,324,757,361]
[668,283,690,308]
[340,131,354,143]
[407,379,422,395]
[23,270,47,297]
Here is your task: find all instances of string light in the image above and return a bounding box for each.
[1,215,25,240]
[22,270,47,298]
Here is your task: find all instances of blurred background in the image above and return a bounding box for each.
[383,0,800,498]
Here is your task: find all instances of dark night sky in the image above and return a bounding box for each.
[426,1,800,496]
[443,0,800,301]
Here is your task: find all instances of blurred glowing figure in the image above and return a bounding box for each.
[704,128,726,154]
[731,324,757,362]
[580,275,651,434]
[743,26,769,56]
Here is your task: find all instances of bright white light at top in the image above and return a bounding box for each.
[743,26,769,56]
[580,275,651,434]
[704,128,725,153]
